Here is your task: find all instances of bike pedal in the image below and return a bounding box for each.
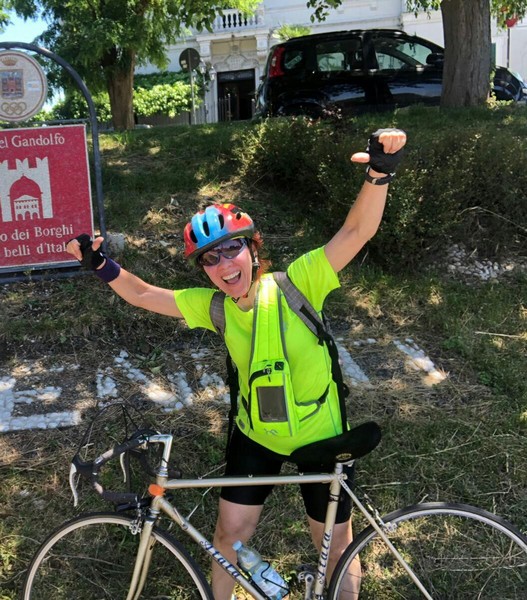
[295,563,316,580]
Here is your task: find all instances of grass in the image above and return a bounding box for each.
[1,108,526,598]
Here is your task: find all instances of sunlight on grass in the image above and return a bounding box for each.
[491,337,505,349]
[427,287,443,306]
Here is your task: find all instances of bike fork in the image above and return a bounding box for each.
[125,512,159,600]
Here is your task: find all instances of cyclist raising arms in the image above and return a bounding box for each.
[66,128,406,600]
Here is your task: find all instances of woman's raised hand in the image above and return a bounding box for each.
[351,128,407,169]
[66,234,106,269]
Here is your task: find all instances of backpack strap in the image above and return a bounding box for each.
[273,271,349,434]
[210,290,226,336]
[273,272,329,345]
[210,291,238,457]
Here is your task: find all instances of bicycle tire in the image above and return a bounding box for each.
[328,502,527,600]
[22,511,214,600]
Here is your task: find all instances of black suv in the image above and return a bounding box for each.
[254,29,527,118]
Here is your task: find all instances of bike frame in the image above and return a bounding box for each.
[123,435,434,600]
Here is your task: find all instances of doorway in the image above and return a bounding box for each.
[217,69,255,121]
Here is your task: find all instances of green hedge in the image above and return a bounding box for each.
[50,71,200,123]
[238,106,527,270]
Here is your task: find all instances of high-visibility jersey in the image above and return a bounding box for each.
[174,246,344,453]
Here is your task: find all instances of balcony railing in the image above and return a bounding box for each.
[213,8,265,32]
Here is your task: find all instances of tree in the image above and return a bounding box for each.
[407,1,527,107]
[273,24,312,42]
[0,0,258,130]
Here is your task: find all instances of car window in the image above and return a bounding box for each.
[315,38,363,72]
[372,35,438,72]
[283,48,305,72]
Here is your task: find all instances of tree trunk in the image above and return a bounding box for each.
[106,52,136,130]
[440,0,491,107]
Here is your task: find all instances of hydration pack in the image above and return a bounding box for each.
[210,272,349,455]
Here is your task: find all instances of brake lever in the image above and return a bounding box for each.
[69,462,80,508]
[120,452,127,484]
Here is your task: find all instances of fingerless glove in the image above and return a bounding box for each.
[70,234,121,283]
[365,128,405,185]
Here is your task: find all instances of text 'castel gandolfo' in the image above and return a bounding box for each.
[0,131,66,149]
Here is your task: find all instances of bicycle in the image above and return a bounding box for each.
[22,404,527,600]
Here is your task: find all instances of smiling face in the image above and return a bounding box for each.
[202,240,255,298]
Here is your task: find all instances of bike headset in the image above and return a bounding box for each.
[183,203,260,301]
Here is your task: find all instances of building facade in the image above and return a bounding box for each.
[136,0,527,123]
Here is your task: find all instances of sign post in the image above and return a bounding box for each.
[0,41,107,283]
[179,48,200,124]
[0,125,94,273]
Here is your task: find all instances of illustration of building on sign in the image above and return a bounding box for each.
[0,157,53,222]
[1,69,24,99]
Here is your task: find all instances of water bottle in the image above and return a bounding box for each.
[233,541,288,599]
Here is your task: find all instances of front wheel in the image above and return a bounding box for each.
[328,502,527,600]
[22,512,213,599]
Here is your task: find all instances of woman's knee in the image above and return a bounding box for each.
[214,499,263,546]
[329,520,353,559]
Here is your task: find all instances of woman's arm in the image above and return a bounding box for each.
[324,129,406,273]
[66,236,184,318]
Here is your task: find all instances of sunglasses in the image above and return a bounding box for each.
[197,238,248,267]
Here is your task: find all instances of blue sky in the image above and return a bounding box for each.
[0,13,46,44]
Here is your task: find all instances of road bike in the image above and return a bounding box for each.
[22,404,527,599]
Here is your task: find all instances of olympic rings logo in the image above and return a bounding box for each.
[1,101,28,116]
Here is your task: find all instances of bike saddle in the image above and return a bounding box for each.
[290,421,381,465]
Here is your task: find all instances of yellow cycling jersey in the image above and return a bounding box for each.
[174,247,346,454]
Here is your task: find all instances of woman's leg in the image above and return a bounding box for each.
[299,462,360,598]
[212,498,264,600]
[307,517,361,599]
[214,430,284,599]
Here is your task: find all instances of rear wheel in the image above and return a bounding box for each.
[328,502,527,600]
[22,512,213,599]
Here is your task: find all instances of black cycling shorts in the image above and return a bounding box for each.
[220,427,354,523]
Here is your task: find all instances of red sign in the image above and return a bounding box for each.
[0,125,94,272]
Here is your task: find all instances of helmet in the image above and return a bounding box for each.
[184,203,255,260]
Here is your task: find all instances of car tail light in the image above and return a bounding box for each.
[269,46,285,78]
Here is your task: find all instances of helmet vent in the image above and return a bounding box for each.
[218,215,225,227]
[203,221,210,236]
[190,230,198,243]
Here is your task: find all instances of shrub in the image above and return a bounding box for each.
[134,82,194,118]
[51,90,112,123]
[237,107,527,270]
[51,72,200,123]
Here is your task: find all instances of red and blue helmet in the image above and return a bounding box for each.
[184,203,255,260]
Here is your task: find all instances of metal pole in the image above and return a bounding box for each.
[188,49,196,125]
[507,27,511,69]
[190,69,196,125]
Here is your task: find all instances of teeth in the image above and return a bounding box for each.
[223,271,240,282]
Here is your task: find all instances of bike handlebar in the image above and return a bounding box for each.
[94,435,149,504]
[70,429,181,507]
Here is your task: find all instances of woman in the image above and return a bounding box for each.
[67,128,406,599]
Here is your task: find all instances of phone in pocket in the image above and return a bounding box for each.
[256,386,287,422]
